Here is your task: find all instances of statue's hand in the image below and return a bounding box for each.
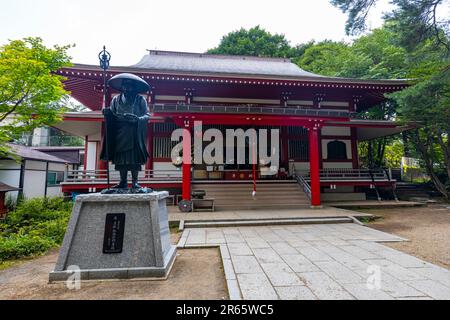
[138,114,150,121]
[124,113,138,123]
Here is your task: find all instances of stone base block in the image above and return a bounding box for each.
[49,192,176,282]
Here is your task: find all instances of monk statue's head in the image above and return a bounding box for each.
[121,79,138,98]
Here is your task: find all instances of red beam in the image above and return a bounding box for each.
[156,112,348,127]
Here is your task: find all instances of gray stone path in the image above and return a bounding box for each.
[178,223,450,300]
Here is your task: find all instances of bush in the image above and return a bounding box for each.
[26,217,70,243]
[0,196,72,263]
[6,197,71,227]
[0,234,54,261]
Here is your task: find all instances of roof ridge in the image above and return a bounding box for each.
[146,50,292,63]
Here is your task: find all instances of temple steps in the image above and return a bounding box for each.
[183,217,353,228]
[192,181,310,210]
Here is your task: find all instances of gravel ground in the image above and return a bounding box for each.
[356,203,450,270]
[0,232,228,300]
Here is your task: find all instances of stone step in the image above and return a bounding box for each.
[215,204,310,211]
[192,186,301,191]
[211,196,308,201]
[191,181,309,210]
[184,217,354,228]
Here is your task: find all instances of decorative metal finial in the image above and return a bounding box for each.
[99,45,111,71]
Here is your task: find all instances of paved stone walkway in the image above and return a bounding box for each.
[178,223,450,300]
[168,206,372,222]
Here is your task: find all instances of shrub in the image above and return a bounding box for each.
[0,234,54,261]
[0,196,72,263]
[27,217,70,244]
[6,197,71,227]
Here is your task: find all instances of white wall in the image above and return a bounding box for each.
[321,126,351,136]
[153,162,182,178]
[322,162,353,169]
[86,141,97,171]
[0,159,65,201]
[22,169,46,198]
[0,160,21,201]
[46,186,62,197]
[48,162,66,172]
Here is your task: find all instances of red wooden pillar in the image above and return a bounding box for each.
[145,123,154,178]
[0,192,7,218]
[182,122,192,201]
[308,126,321,207]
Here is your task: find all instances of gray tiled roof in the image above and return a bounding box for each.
[7,144,71,164]
[0,182,19,192]
[131,50,324,78]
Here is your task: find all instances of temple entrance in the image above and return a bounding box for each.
[191,125,280,181]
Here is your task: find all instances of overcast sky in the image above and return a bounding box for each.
[1,0,397,66]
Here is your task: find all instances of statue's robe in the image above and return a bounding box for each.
[100,93,150,171]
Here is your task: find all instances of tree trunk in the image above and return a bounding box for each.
[414,130,449,200]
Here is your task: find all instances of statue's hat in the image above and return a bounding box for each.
[108,73,150,93]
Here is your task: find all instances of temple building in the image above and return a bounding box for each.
[53,50,413,210]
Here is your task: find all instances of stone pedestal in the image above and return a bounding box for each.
[49,192,176,282]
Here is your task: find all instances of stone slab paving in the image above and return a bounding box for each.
[169,206,372,222]
[179,223,450,300]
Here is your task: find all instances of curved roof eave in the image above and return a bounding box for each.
[67,63,410,87]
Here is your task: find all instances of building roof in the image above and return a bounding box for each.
[7,144,73,164]
[32,146,83,164]
[59,50,409,110]
[32,146,84,151]
[131,50,324,79]
[0,182,19,192]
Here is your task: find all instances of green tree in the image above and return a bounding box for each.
[299,28,409,169]
[0,37,72,155]
[391,59,450,198]
[330,0,449,52]
[331,0,450,198]
[207,26,309,58]
[383,140,404,167]
[299,28,408,79]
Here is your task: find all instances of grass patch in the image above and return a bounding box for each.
[169,220,182,233]
[356,215,382,224]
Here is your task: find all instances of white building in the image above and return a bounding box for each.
[0,144,82,202]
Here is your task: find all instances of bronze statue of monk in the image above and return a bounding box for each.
[100,73,151,192]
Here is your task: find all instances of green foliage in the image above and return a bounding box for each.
[330,0,377,35]
[0,37,73,156]
[298,41,353,77]
[207,26,309,59]
[0,234,53,261]
[330,0,449,52]
[6,196,71,226]
[384,140,404,168]
[299,28,408,79]
[0,197,72,262]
